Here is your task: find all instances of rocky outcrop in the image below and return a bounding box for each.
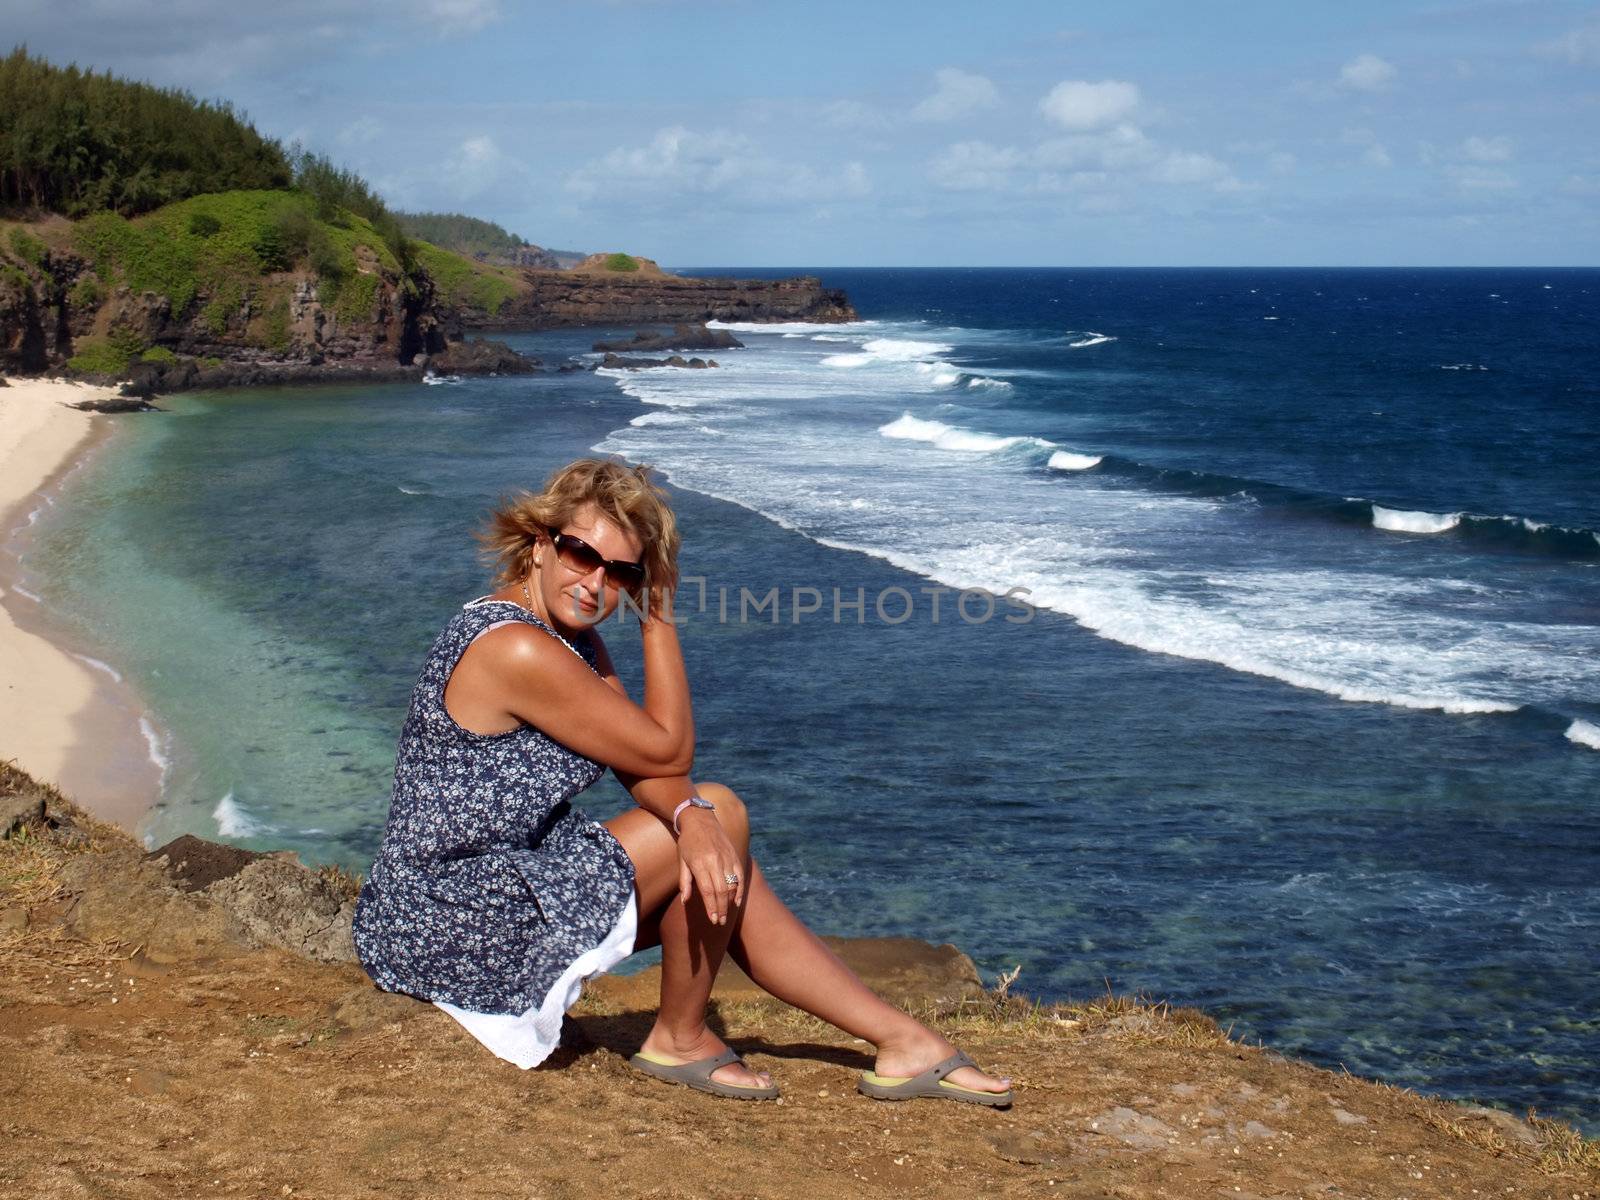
[460,269,857,331]
[421,336,539,376]
[599,353,718,370]
[592,323,743,353]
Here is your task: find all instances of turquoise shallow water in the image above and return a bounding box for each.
[21,272,1600,1131]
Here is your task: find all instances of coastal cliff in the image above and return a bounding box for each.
[4,762,1597,1199]
[458,262,857,331]
[0,215,855,390]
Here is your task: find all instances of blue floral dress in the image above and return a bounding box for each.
[352,597,639,1042]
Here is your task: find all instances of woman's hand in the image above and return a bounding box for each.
[674,808,745,925]
[640,584,676,627]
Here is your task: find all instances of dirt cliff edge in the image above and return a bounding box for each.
[2,762,1596,1199]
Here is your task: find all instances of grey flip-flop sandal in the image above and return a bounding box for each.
[628,1047,780,1101]
[857,1049,1013,1107]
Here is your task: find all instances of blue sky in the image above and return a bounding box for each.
[9,0,1600,264]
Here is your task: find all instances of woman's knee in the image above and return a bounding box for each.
[696,782,749,846]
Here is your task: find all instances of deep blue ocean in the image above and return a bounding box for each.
[22,268,1600,1130]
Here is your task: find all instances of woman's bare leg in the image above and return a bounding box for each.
[604,788,769,1090]
[609,783,1007,1094]
[725,857,1009,1093]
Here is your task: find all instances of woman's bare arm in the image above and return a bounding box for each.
[479,605,694,777]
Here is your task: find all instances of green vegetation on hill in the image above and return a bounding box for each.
[0,46,291,216]
[0,48,414,272]
[397,211,525,259]
[55,190,419,373]
[603,253,640,272]
[412,241,519,316]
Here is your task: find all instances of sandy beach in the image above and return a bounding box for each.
[0,376,162,834]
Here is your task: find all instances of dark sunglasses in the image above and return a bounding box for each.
[546,529,647,592]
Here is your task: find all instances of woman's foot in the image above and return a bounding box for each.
[872,1027,1011,1095]
[638,1023,773,1090]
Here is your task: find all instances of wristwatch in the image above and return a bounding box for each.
[671,791,716,835]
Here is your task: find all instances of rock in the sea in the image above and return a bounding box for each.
[424,337,540,375]
[599,352,719,370]
[592,323,744,353]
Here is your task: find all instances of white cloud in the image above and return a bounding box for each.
[446,133,530,200]
[928,121,1242,198]
[337,115,384,146]
[1268,151,1297,175]
[1448,165,1517,191]
[1342,127,1391,168]
[417,0,501,30]
[566,126,871,210]
[1536,24,1600,66]
[1035,124,1159,172]
[820,100,892,132]
[911,68,1000,122]
[1150,150,1236,187]
[1338,53,1397,92]
[1039,80,1141,131]
[1461,135,1513,163]
[928,141,1024,190]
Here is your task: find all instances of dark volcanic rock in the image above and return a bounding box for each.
[592,323,743,353]
[600,353,718,370]
[424,337,540,375]
[467,270,857,331]
[145,834,271,893]
[76,395,159,413]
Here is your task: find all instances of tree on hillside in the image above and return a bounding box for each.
[396,212,527,258]
[0,46,291,216]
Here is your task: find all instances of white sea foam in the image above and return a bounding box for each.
[1048,450,1103,471]
[1067,332,1117,348]
[139,716,170,780]
[1372,506,1461,534]
[629,410,691,426]
[397,484,428,495]
[708,319,879,334]
[214,791,273,838]
[879,413,1040,454]
[592,314,1598,723]
[966,376,1013,390]
[811,334,853,342]
[70,653,123,684]
[819,351,874,368]
[913,362,963,387]
[781,332,805,338]
[864,337,953,359]
[1565,720,1600,750]
[422,373,463,386]
[10,582,42,603]
[1439,363,1488,371]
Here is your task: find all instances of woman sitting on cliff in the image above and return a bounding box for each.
[351,457,1012,1105]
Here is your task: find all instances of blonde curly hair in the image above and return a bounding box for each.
[476,457,679,601]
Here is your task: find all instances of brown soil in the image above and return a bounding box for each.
[2,766,1598,1199]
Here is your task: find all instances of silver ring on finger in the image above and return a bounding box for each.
[723,872,739,887]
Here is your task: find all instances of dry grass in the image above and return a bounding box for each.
[315,861,364,902]
[0,822,65,907]
[1529,1112,1600,1176]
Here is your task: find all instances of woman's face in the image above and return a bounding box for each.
[532,501,646,633]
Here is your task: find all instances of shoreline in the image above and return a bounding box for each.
[0,376,164,837]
